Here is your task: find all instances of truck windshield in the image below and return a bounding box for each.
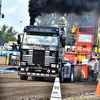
[23,32,59,46]
[78,34,92,43]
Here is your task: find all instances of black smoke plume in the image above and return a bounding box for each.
[28,0,100,25]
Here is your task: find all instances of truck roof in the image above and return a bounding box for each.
[24,25,60,34]
[78,26,94,34]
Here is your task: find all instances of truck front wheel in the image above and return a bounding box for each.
[20,75,28,80]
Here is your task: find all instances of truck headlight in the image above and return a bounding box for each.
[21,68,24,71]
[20,62,27,66]
[51,64,59,68]
[51,70,56,73]
[51,64,56,68]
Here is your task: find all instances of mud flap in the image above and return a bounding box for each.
[81,65,88,79]
[74,66,82,81]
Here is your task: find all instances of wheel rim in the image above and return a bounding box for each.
[71,71,74,82]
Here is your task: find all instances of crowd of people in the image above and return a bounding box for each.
[3,43,18,51]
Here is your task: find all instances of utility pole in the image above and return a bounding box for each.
[97,16,100,61]
[20,21,22,33]
[0,0,4,18]
[0,0,2,16]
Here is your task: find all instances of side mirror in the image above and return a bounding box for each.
[17,34,21,44]
[60,35,66,47]
[60,35,62,42]
[62,37,66,47]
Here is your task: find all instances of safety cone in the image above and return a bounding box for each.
[50,77,62,100]
[95,80,100,95]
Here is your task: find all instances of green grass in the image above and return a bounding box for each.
[63,95,100,100]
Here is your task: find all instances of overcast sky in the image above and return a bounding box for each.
[0,0,29,33]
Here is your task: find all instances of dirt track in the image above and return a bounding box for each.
[0,73,99,100]
[0,65,100,100]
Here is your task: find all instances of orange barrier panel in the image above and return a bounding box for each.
[95,80,100,95]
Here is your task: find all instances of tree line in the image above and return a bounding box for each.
[0,24,18,45]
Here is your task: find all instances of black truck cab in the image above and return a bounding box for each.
[18,25,74,83]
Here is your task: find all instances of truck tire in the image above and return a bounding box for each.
[20,75,28,80]
[69,67,74,82]
[74,66,82,81]
[60,67,64,83]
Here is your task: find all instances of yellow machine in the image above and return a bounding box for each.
[71,23,77,40]
[71,20,100,59]
[96,17,100,59]
[1,41,20,65]
[8,41,17,44]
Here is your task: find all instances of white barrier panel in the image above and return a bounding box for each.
[50,77,62,100]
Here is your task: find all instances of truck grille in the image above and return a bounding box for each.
[22,50,33,65]
[22,56,32,64]
[22,50,56,66]
[45,57,55,66]
[33,50,45,66]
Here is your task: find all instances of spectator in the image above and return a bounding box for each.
[4,44,8,50]
[9,43,18,51]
